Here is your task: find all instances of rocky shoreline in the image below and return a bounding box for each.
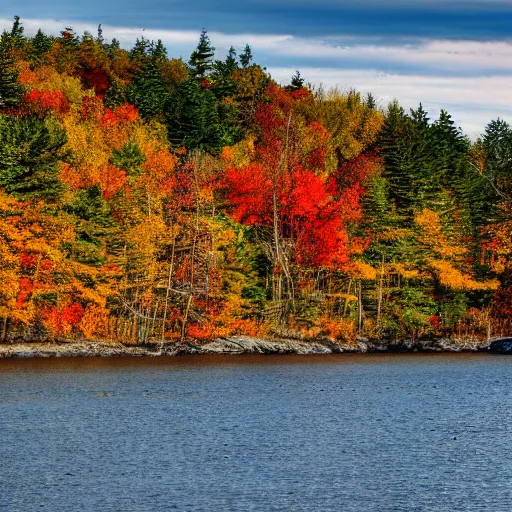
[0,335,493,359]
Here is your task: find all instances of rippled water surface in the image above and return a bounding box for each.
[1,353,511,511]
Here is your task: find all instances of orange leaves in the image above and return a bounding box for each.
[140,147,177,197]
[99,164,127,199]
[79,305,110,339]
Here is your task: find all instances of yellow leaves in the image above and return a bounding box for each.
[415,208,466,259]
[220,137,256,169]
[349,261,377,280]
[24,65,88,109]
[428,259,499,291]
[308,88,384,166]
[393,263,420,279]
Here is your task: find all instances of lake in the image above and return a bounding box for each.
[1,354,511,511]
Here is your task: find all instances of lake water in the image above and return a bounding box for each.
[1,354,511,511]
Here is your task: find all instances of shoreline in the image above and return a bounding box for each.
[0,335,493,359]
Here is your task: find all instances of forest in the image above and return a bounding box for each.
[1,16,512,345]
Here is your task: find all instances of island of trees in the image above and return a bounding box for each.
[1,16,511,345]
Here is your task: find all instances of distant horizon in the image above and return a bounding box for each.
[2,2,512,137]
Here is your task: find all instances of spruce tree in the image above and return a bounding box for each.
[189,30,215,78]
[9,15,25,49]
[212,47,239,99]
[0,35,23,111]
[127,41,170,119]
[288,70,305,91]
[165,73,239,153]
[31,29,53,60]
[239,44,253,68]
[0,115,65,200]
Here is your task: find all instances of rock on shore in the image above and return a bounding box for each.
[0,335,488,359]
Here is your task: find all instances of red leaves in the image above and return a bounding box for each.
[80,96,104,121]
[81,68,110,96]
[43,303,85,335]
[16,277,34,307]
[334,152,383,224]
[24,90,70,116]
[225,163,272,226]
[225,164,350,268]
[101,103,138,126]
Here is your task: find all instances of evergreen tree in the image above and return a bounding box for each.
[9,15,25,49]
[379,101,430,213]
[104,78,127,109]
[31,29,53,60]
[364,92,377,110]
[0,35,23,111]
[482,119,512,187]
[0,115,65,200]
[96,24,104,46]
[288,70,305,91]
[189,30,215,78]
[59,27,79,48]
[212,47,239,99]
[130,36,150,60]
[127,43,170,119]
[165,74,239,153]
[239,44,253,68]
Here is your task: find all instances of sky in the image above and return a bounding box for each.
[3,0,512,138]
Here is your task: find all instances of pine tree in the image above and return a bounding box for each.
[288,70,304,91]
[189,30,215,78]
[9,15,25,49]
[364,92,377,110]
[239,44,253,68]
[31,29,53,60]
[212,47,239,99]
[127,44,170,119]
[0,115,65,200]
[96,24,104,46]
[0,35,23,111]
[165,74,238,153]
[130,36,150,60]
[59,27,79,48]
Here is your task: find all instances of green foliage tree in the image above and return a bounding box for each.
[189,30,215,78]
[31,29,53,61]
[165,73,239,152]
[0,33,23,110]
[239,44,253,68]
[0,115,65,200]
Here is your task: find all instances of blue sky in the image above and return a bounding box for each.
[3,1,512,137]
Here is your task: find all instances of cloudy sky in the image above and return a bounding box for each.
[3,1,512,137]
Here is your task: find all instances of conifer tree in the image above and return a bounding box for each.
[0,35,23,111]
[0,115,65,200]
[189,30,215,78]
[127,40,170,118]
[288,70,305,91]
[31,29,53,60]
[239,44,253,68]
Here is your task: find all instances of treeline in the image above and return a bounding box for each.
[1,16,512,344]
